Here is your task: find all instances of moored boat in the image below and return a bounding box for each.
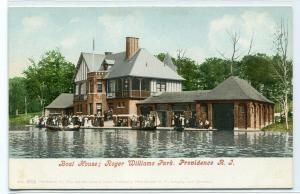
[35,124,45,128]
[131,126,157,131]
[46,125,80,131]
[174,126,184,132]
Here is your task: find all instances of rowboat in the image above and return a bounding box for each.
[174,126,184,132]
[35,124,45,128]
[46,125,80,131]
[131,126,157,131]
[184,128,217,131]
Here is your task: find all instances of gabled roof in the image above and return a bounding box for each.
[81,52,106,72]
[163,53,177,72]
[45,93,74,109]
[201,76,274,103]
[139,76,273,104]
[105,48,184,80]
[138,90,211,104]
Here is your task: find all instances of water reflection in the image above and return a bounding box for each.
[9,127,293,158]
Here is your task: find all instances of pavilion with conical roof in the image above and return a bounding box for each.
[138,76,274,130]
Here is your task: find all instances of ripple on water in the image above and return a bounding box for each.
[9,127,293,158]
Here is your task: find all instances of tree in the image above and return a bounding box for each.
[271,19,292,130]
[9,77,26,115]
[156,53,166,62]
[175,56,201,91]
[240,54,277,99]
[217,30,255,75]
[198,58,232,89]
[23,49,75,111]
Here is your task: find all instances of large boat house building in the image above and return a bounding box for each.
[73,37,183,116]
[45,37,275,131]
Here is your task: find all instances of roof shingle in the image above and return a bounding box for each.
[45,93,74,109]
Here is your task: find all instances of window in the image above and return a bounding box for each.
[132,78,140,90]
[97,80,102,93]
[89,103,93,115]
[142,79,150,91]
[240,104,246,113]
[117,102,125,108]
[75,84,79,95]
[78,84,82,95]
[156,80,166,92]
[96,103,102,114]
[116,79,122,91]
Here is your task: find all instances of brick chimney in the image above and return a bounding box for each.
[125,37,139,60]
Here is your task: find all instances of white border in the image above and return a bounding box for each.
[1,0,299,193]
[8,0,293,7]
[0,0,8,194]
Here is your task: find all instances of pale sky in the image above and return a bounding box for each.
[8,7,292,78]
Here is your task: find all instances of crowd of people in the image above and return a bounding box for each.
[114,115,156,127]
[30,114,105,127]
[30,112,210,129]
[173,114,210,129]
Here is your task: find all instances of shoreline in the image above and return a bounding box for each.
[11,125,292,133]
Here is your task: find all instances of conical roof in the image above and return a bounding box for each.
[163,53,177,72]
[202,76,274,103]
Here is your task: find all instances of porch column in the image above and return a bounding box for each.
[269,105,273,124]
[234,102,239,130]
[166,104,173,127]
[253,103,257,129]
[121,78,123,98]
[261,104,264,128]
[139,78,143,98]
[266,105,270,126]
[196,102,201,124]
[207,103,213,128]
[272,105,275,123]
[246,102,252,130]
[129,78,132,98]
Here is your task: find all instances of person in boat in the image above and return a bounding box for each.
[138,115,144,127]
[204,119,210,129]
[62,116,67,126]
[180,115,185,127]
[131,115,137,127]
[174,114,179,127]
[198,119,204,129]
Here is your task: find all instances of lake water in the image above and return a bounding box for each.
[9,126,293,158]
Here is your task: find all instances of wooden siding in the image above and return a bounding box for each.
[75,60,88,82]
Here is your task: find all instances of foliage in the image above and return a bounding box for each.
[9,77,27,115]
[9,112,42,126]
[175,57,201,91]
[262,119,293,133]
[198,58,232,89]
[156,53,166,62]
[23,49,75,110]
[9,77,41,115]
[240,54,277,99]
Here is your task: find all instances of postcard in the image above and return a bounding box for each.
[8,5,293,189]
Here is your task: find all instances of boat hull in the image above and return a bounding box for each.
[174,126,184,132]
[46,125,80,131]
[131,126,157,131]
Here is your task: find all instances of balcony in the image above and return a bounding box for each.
[107,90,150,99]
[74,94,87,101]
